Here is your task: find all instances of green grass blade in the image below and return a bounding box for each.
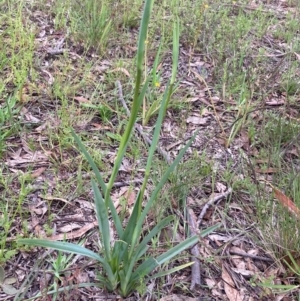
[92,180,111,262]
[199,223,220,237]
[71,130,123,236]
[120,246,148,295]
[18,239,103,262]
[137,0,154,70]
[150,261,194,279]
[18,239,116,286]
[131,216,173,259]
[111,240,128,272]
[105,79,150,206]
[131,257,157,281]
[132,235,199,280]
[121,190,141,244]
[139,81,170,200]
[71,130,107,194]
[104,0,154,202]
[171,18,180,84]
[151,40,163,87]
[107,197,123,238]
[131,131,198,249]
[156,235,198,265]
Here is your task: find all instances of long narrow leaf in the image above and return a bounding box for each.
[156,235,198,264]
[137,0,154,69]
[150,261,194,279]
[199,223,220,237]
[105,0,154,201]
[105,79,150,206]
[111,239,129,272]
[121,243,149,296]
[18,239,103,263]
[130,131,198,250]
[151,40,163,88]
[171,18,180,84]
[129,216,173,259]
[71,130,107,194]
[139,81,171,207]
[71,130,123,236]
[121,190,142,244]
[18,239,116,287]
[132,235,198,280]
[131,257,157,283]
[92,180,111,261]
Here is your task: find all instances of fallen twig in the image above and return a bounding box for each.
[197,188,232,227]
[116,80,172,164]
[187,207,201,289]
[229,250,273,262]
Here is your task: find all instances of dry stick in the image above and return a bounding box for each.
[187,208,201,289]
[229,250,273,263]
[197,188,233,228]
[116,80,172,165]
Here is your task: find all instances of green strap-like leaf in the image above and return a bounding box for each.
[92,180,111,262]
[171,18,180,85]
[71,130,123,237]
[129,216,173,259]
[121,190,141,244]
[150,261,194,280]
[105,79,150,206]
[71,130,107,194]
[18,239,116,287]
[111,239,129,272]
[156,235,199,265]
[18,239,102,264]
[130,131,198,250]
[139,81,171,206]
[132,235,198,281]
[199,223,221,237]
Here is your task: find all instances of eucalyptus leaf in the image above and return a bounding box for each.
[4,277,16,285]
[2,283,18,295]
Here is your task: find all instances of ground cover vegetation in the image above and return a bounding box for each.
[0,0,300,300]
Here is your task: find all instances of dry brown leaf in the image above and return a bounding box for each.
[7,149,49,167]
[273,187,300,219]
[30,205,47,216]
[31,167,47,178]
[58,223,81,233]
[231,267,255,277]
[294,52,300,61]
[265,99,285,105]
[222,265,242,301]
[109,67,131,78]
[186,116,208,125]
[73,96,89,103]
[125,188,136,207]
[216,182,226,193]
[40,195,74,206]
[90,123,111,130]
[48,222,98,241]
[159,295,197,301]
[205,278,216,289]
[286,148,299,157]
[255,167,278,174]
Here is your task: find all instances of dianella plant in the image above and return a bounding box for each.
[18,0,219,297]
